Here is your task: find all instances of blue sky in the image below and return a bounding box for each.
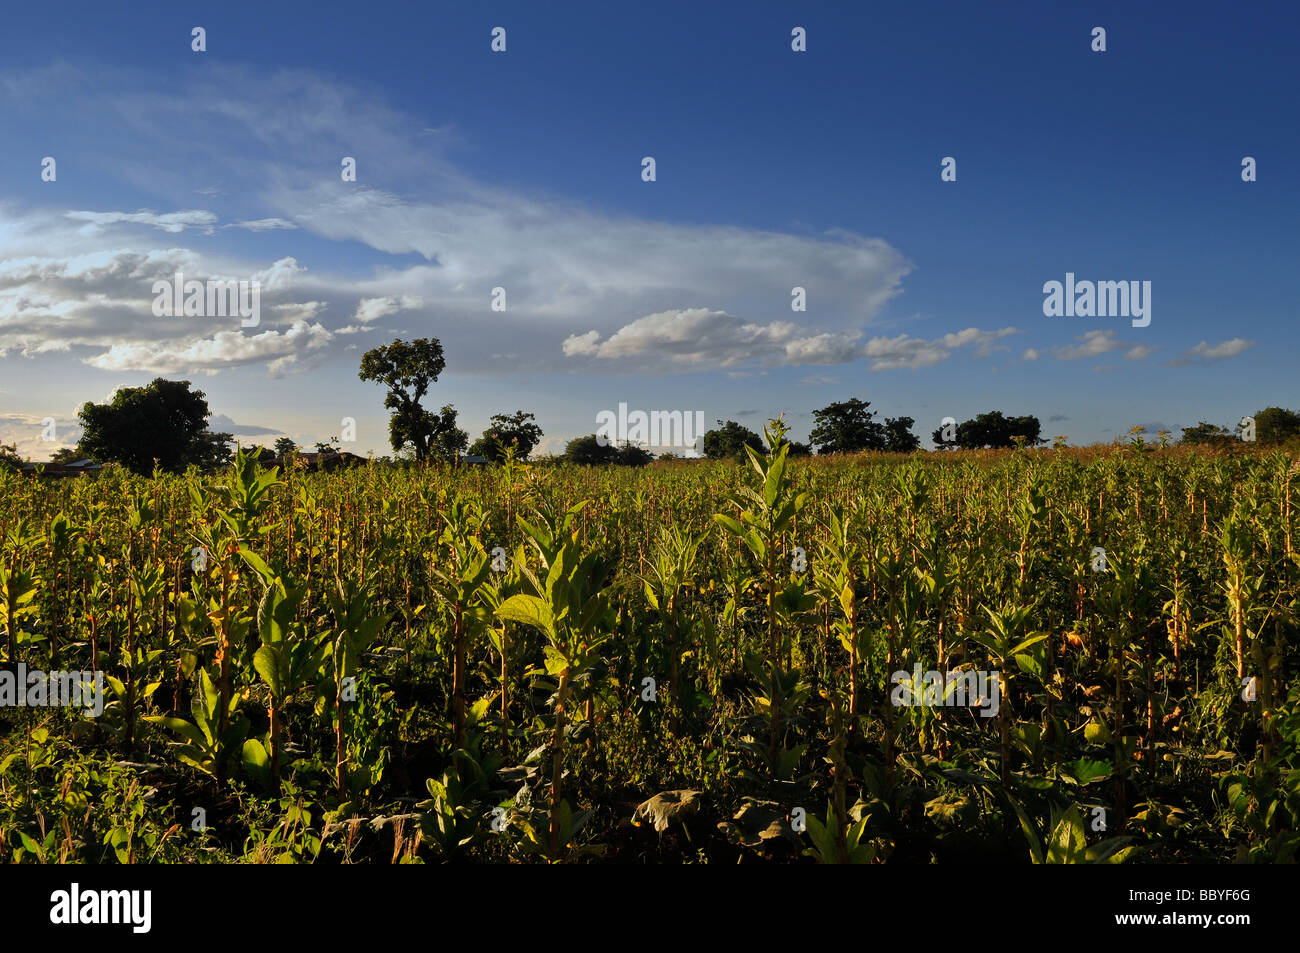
[1,0,1295,460]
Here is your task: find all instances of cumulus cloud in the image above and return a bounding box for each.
[0,65,917,378]
[250,257,304,292]
[938,326,1018,356]
[1055,330,1120,361]
[0,413,81,462]
[1168,338,1255,366]
[353,294,422,323]
[862,326,1018,371]
[82,320,332,374]
[561,308,864,369]
[568,312,1020,373]
[863,334,950,370]
[272,300,326,321]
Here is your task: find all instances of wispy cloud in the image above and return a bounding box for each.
[65,209,218,234]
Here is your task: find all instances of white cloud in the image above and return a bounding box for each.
[864,334,950,370]
[1168,338,1255,366]
[0,413,80,462]
[863,326,1019,371]
[251,257,304,292]
[65,209,218,234]
[1124,343,1157,360]
[353,294,422,323]
[562,308,862,369]
[1,66,914,378]
[272,300,326,321]
[82,320,333,374]
[227,218,297,232]
[1055,330,1120,361]
[562,330,600,356]
[938,326,1018,356]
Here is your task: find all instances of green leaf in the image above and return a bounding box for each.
[1047,807,1087,864]
[1007,633,1049,657]
[764,450,786,508]
[144,715,207,747]
[1065,758,1113,785]
[242,738,269,767]
[253,644,288,697]
[713,514,744,537]
[239,549,274,583]
[495,594,554,637]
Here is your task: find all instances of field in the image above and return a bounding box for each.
[2,427,1297,864]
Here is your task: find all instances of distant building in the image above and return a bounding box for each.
[254,448,368,472]
[20,459,103,479]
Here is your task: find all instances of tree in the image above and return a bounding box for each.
[273,437,298,458]
[426,404,469,461]
[931,411,1043,449]
[564,436,654,467]
[564,435,617,466]
[0,443,22,471]
[883,416,920,453]
[1254,407,1300,445]
[358,338,449,463]
[809,398,885,454]
[190,430,237,470]
[74,378,233,475]
[702,420,763,459]
[615,443,654,467]
[1180,421,1238,446]
[784,440,812,457]
[470,411,543,462]
[49,447,81,465]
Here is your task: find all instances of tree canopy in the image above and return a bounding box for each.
[1253,406,1300,445]
[358,338,451,463]
[470,411,544,462]
[932,411,1044,450]
[702,420,764,459]
[883,415,921,453]
[809,398,885,454]
[74,378,233,474]
[1179,421,1239,447]
[0,442,22,471]
[563,435,653,467]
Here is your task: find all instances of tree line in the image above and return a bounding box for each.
[5,334,1296,475]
